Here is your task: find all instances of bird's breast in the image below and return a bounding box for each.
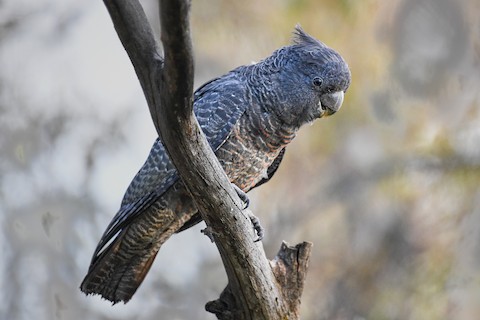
[215,115,288,191]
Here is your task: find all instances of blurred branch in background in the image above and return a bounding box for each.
[0,0,479,319]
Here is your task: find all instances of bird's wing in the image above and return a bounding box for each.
[90,73,248,262]
[194,73,249,151]
[90,138,178,261]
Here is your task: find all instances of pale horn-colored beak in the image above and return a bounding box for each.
[320,91,344,116]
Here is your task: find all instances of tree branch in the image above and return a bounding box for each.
[103,0,164,135]
[103,0,312,318]
[159,0,194,119]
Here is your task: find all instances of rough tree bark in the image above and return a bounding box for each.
[103,0,312,318]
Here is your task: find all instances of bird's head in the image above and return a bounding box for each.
[269,26,351,128]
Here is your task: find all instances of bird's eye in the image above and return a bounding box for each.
[312,77,323,87]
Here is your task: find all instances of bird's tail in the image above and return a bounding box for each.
[80,204,195,304]
[80,227,161,304]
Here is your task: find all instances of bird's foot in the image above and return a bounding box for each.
[201,226,216,243]
[249,214,264,242]
[231,183,250,209]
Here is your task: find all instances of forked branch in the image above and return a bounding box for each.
[102,0,312,318]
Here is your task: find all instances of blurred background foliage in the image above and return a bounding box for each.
[1,0,479,319]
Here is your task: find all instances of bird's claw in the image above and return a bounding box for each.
[232,183,250,209]
[206,184,261,242]
[249,214,264,242]
[201,226,216,243]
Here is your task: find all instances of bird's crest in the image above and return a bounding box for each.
[292,25,327,48]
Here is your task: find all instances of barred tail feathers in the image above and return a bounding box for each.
[80,225,164,304]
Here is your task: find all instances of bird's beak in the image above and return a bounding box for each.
[319,91,344,117]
